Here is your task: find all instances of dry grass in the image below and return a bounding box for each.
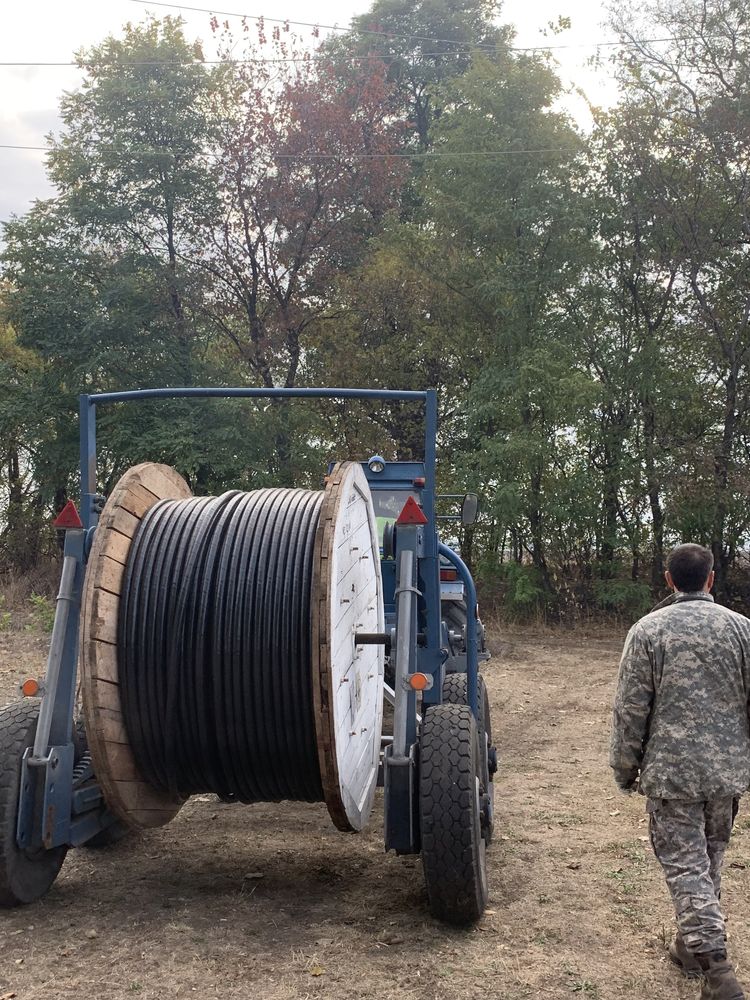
[0,621,748,999]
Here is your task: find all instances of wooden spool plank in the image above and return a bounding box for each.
[311,462,385,832]
[80,462,192,829]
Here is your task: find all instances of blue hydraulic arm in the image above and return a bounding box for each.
[437,543,479,721]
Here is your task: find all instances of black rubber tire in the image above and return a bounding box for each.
[0,700,68,906]
[441,673,494,845]
[73,719,132,849]
[419,703,489,925]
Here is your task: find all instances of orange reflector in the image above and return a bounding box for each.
[409,672,430,691]
[21,678,40,697]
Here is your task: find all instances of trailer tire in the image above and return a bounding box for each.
[441,674,494,845]
[0,700,68,906]
[419,703,488,925]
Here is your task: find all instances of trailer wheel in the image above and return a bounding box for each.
[419,703,489,925]
[441,674,494,845]
[0,701,68,906]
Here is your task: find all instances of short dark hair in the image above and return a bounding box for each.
[667,544,714,592]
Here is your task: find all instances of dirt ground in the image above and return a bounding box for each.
[1,614,749,1000]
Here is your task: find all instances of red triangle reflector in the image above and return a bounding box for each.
[53,500,83,530]
[396,495,428,526]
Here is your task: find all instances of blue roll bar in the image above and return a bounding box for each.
[79,387,438,530]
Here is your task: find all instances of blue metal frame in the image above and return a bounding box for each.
[19,385,481,860]
[80,387,437,529]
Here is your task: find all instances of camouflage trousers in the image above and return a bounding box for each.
[648,796,739,955]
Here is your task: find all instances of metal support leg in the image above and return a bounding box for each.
[32,553,78,760]
[392,549,415,759]
[18,529,86,850]
[384,539,422,853]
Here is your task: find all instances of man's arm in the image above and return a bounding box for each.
[610,623,654,790]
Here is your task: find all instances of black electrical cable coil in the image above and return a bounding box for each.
[118,488,325,803]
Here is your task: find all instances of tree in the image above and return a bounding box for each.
[609,0,750,596]
[0,291,48,571]
[342,0,507,149]
[48,16,221,382]
[1,18,291,509]
[203,29,407,392]
[419,52,590,597]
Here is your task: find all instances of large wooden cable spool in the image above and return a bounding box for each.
[79,461,384,833]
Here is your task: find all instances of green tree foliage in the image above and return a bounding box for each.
[419,53,591,595]
[0,296,49,570]
[343,0,508,148]
[604,0,750,598]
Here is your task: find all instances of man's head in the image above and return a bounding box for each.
[665,543,715,594]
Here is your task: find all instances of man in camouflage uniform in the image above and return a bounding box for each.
[611,543,750,1000]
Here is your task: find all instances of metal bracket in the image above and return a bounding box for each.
[18,743,75,849]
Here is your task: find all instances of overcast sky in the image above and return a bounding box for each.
[0,0,619,226]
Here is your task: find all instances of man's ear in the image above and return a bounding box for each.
[706,569,715,593]
[665,570,676,592]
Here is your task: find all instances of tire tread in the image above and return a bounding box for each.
[419,702,488,924]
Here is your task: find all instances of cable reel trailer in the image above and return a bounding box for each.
[0,387,495,924]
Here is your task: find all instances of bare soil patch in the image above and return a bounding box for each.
[1,620,748,999]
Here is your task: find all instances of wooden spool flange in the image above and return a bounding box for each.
[312,462,385,832]
[80,462,192,829]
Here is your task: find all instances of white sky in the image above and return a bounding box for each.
[0,0,620,225]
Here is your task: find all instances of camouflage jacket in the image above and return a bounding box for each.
[610,593,750,799]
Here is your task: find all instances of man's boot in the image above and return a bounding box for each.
[668,932,702,978]
[698,951,745,1000]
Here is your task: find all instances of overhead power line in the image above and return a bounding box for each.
[0,52,483,67]
[125,0,725,54]
[128,0,503,52]
[0,142,579,159]
[0,34,722,69]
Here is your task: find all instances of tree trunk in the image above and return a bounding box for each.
[528,463,554,595]
[642,400,665,589]
[712,363,738,600]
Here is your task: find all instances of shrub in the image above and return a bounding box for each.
[592,578,652,619]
